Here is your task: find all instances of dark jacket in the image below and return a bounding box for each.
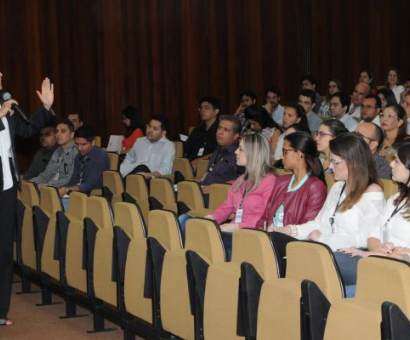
[0,106,54,190]
[257,174,327,227]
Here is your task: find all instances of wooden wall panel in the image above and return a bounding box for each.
[0,0,409,172]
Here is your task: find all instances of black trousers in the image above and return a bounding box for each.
[0,183,17,318]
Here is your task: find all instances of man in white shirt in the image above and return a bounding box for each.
[264,87,285,125]
[360,95,381,126]
[400,90,410,134]
[347,82,371,118]
[0,72,54,326]
[120,115,175,179]
[330,92,358,132]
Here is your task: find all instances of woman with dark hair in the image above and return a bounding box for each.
[121,106,145,153]
[379,104,408,158]
[340,142,410,285]
[276,133,384,251]
[259,132,327,229]
[318,78,343,117]
[316,119,348,173]
[359,70,377,95]
[273,103,310,161]
[377,87,397,112]
[386,68,405,103]
[244,104,282,157]
[285,122,311,135]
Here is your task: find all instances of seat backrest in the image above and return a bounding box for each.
[325,173,336,192]
[125,174,149,202]
[381,179,399,200]
[173,158,194,180]
[185,218,225,264]
[231,229,280,281]
[20,181,40,207]
[66,192,88,221]
[208,183,231,210]
[285,241,344,302]
[177,181,205,211]
[174,141,183,158]
[150,178,177,213]
[86,196,113,230]
[114,202,146,240]
[196,159,209,179]
[148,210,182,250]
[356,256,410,318]
[40,186,63,215]
[107,152,120,171]
[103,170,124,196]
[94,135,102,147]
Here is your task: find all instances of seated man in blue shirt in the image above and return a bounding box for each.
[58,126,110,196]
[199,115,245,194]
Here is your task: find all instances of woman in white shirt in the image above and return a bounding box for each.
[276,133,385,285]
[386,68,405,104]
[343,142,410,261]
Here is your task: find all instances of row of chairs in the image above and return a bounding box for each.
[15,181,410,339]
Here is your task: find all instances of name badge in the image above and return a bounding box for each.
[197,147,205,157]
[276,211,284,228]
[234,208,243,223]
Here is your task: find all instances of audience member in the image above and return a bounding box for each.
[347,82,371,118]
[264,86,285,125]
[184,96,219,168]
[23,123,58,180]
[121,105,145,153]
[261,132,327,228]
[377,87,397,112]
[120,115,175,179]
[379,104,408,158]
[318,78,343,117]
[358,70,377,95]
[244,104,282,157]
[200,116,245,192]
[355,123,392,179]
[285,122,311,135]
[67,112,84,131]
[233,90,257,132]
[301,75,322,114]
[401,89,410,134]
[316,120,348,173]
[330,92,358,131]
[273,103,309,161]
[386,68,405,103]
[58,126,109,196]
[30,120,78,187]
[360,94,381,126]
[340,142,410,284]
[205,132,276,232]
[298,89,322,134]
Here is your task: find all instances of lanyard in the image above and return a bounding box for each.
[383,199,407,242]
[329,183,346,233]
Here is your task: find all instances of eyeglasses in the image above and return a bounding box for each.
[198,105,213,111]
[361,104,378,110]
[329,158,344,165]
[282,148,297,155]
[317,131,335,139]
[354,131,376,142]
[379,112,399,120]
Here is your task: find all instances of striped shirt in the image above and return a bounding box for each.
[30,142,78,187]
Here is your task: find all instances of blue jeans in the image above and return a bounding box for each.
[333,251,361,297]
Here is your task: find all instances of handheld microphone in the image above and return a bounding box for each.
[1,92,29,122]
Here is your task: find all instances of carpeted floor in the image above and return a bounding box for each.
[1,278,144,340]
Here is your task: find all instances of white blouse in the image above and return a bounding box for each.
[369,193,410,247]
[295,181,385,250]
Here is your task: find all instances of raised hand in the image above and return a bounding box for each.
[36,77,54,110]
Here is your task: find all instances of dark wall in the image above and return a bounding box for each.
[1,0,409,164]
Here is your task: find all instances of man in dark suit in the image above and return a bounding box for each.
[0,72,54,326]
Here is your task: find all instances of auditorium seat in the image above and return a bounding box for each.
[123,174,150,223]
[188,182,231,216]
[177,180,205,214]
[149,177,177,213]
